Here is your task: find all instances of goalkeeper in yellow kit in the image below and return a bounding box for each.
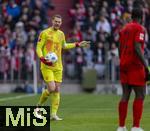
[36,14,90,120]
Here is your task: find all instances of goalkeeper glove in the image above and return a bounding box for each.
[40,57,53,66]
[75,41,90,48]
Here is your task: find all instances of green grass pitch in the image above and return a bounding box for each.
[0,93,150,131]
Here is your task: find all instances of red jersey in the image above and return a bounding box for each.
[119,20,145,70]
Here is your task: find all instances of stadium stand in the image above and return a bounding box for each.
[0,0,54,82]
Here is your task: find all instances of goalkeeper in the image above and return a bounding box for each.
[36,14,90,120]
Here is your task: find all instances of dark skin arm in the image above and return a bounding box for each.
[135,42,150,81]
[134,42,148,69]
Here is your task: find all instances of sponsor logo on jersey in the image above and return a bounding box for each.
[139,33,144,40]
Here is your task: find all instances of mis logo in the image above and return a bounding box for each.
[0,106,50,131]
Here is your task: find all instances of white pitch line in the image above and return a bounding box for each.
[0,94,36,102]
[60,108,115,111]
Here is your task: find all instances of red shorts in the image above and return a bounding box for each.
[120,68,146,86]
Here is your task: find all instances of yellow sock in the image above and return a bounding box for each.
[50,92,60,115]
[38,89,50,106]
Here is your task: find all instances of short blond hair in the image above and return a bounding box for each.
[52,14,62,20]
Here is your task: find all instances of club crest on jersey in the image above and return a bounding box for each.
[139,33,144,40]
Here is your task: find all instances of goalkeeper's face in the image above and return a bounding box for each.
[52,17,62,30]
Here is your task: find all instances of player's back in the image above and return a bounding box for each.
[119,21,145,70]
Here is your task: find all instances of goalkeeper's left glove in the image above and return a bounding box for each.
[40,57,53,66]
[75,41,90,48]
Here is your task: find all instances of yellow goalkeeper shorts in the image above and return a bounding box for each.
[41,68,63,83]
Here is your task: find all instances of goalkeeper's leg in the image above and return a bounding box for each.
[38,69,56,106]
[38,82,56,106]
[50,82,62,120]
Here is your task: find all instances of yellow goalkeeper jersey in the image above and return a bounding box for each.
[36,27,75,70]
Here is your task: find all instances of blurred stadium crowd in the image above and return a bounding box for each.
[65,0,150,82]
[0,0,54,82]
[0,0,150,83]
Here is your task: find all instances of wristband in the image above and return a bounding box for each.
[75,42,80,47]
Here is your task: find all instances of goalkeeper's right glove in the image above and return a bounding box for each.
[75,41,90,48]
[40,57,53,66]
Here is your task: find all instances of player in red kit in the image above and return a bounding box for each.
[117,8,150,131]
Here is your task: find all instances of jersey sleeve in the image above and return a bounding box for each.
[135,27,145,43]
[36,31,46,58]
[61,32,66,47]
[61,32,76,49]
